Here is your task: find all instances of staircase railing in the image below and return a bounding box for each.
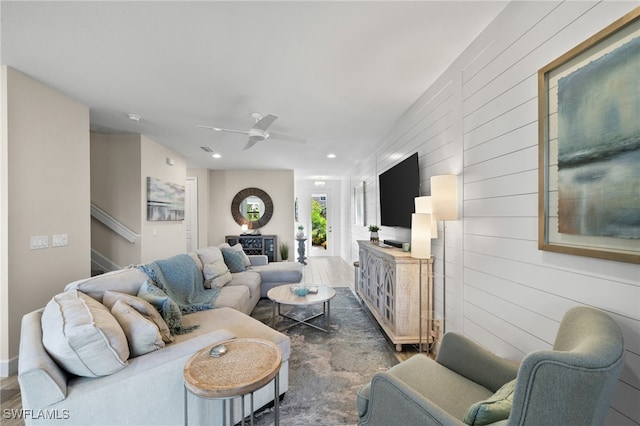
[90,202,139,243]
[91,249,121,273]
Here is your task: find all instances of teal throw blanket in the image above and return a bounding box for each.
[138,254,219,314]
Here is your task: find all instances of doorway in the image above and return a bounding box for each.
[310,192,333,256]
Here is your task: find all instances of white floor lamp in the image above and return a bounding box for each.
[430,175,458,335]
[411,212,431,353]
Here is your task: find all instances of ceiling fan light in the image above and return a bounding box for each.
[212,153,221,159]
[327,153,336,159]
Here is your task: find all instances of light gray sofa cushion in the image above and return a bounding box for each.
[227,271,261,308]
[196,246,225,265]
[64,268,149,302]
[250,262,303,297]
[250,262,302,284]
[213,285,252,314]
[41,291,129,377]
[102,291,173,343]
[203,262,232,289]
[178,307,291,362]
[110,300,165,357]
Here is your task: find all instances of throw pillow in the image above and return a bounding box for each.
[137,280,184,335]
[221,248,246,273]
[103,291,173,343]
[203,261,232,289]
[196,246,224,266]
[464,379,517,426]
[219,242,251,267]
[41,290,129,377]
[110,300,165,357]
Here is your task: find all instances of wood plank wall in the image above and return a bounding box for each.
[347,2,640,424]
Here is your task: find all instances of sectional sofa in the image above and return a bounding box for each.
[18,244,303,425]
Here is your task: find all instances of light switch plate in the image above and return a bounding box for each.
[30,235,48,250]
[52,234,68,247]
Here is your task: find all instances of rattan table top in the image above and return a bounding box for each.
[183,338,282,398]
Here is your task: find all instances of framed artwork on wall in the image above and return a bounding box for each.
[147,177,185,221]
[538,7,640,264]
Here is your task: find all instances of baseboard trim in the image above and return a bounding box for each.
[1,355,18,377]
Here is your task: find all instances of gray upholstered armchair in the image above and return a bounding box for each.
[357,306,624,426]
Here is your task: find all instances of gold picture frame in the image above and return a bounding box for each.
[538,7,640,264]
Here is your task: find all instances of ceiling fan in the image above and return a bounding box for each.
[197,112,306,150]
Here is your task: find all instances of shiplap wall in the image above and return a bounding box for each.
[346,2,640,424]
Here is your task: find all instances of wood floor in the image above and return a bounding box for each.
[0,256,420,424]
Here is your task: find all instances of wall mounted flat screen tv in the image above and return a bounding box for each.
[379,152,420,229]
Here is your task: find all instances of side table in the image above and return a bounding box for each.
[183,338,282,425]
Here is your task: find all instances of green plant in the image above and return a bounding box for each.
[311,199,327,247]
[297,225,304,231]
[279,242,289,261]
[369,225,379,232]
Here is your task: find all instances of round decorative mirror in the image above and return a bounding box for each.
[231,187,273,229]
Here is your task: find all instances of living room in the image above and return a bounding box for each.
[2,1,639,425]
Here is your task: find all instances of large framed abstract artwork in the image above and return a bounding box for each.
[538,8,640,264]
[147,177,185,221]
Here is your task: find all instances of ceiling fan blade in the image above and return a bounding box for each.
[268,132,306,144]
[214,127,250,135]
[252,114,278,131]
[243,135,263,150]
[197,124,249,135]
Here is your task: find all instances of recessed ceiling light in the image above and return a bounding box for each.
[327,153,336,159]
[127,113,141,122]
[212,153,222,159]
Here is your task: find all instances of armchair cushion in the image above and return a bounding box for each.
[358,354,494,423]
[463,379,516,425]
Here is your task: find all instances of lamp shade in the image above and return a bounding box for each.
[414,196,438,238]
[411,213,432,259]
[431,174,458,221]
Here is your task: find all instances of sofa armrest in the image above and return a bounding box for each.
[248,255,268,266]
[436,333,518,392]
[18,309,68,410]
[359,371,465,426]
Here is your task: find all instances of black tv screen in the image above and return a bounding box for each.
[379,152,420,229]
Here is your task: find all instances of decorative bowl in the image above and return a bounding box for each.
[292,286,309,297]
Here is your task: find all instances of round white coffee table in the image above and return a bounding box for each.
[267,284,336,333]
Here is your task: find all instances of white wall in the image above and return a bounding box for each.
[186,168,210,249]
[140,135,187,263]
[91,133,187,265]
[1,67,91,375]
[91,133,142,266]
[208,170,295,259]
[348,3,640,424]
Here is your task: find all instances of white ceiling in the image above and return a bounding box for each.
[1,1,508,179]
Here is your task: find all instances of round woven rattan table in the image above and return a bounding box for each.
[183,338,282,426]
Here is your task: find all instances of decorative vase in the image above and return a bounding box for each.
[296,232,305,239]
[370,231,379,243]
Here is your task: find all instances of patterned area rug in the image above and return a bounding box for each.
[250,287,398,426]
